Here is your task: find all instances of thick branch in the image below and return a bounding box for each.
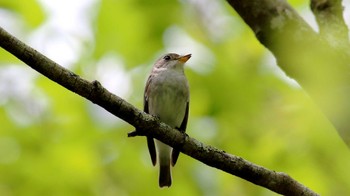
[0,26,318,195]
[227,0,350,147]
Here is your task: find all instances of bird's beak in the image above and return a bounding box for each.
[178,54,192,63]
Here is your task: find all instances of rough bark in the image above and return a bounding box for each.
[227,0,350,147]
[0,26,318,195]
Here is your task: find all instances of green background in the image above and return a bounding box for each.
[0,0,350,195]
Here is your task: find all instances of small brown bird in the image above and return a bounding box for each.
[143,53,191,187]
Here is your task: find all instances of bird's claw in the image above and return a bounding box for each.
[127,129,146,137]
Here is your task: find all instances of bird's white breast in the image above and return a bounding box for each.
[148,69,189,128]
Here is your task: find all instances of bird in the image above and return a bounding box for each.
[143,53,190,187]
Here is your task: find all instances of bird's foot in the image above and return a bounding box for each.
[127,129,146,137]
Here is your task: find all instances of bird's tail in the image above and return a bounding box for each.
[159,164,172,187]
[156,140,172,187]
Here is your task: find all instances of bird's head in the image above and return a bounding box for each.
[154,53,191,70]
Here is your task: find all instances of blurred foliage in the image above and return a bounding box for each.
[1,0,350,195]
[0,0,44,28]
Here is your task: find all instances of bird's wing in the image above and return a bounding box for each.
[171,101,189,166]
[145,75,157,166]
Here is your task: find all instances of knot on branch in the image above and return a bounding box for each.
[310,0,331,12]
[92,80,102,89]
[89,80,103,103]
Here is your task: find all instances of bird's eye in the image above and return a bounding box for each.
[163,55,171,61]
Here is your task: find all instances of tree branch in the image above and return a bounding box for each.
[0,26,318,195]
[310,0,349,48]
[226,0,350,147]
